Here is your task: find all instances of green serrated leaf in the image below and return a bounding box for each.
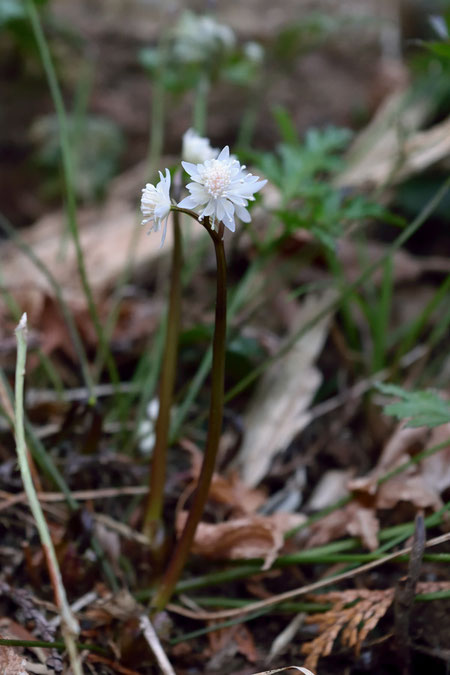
[376,383,450,428]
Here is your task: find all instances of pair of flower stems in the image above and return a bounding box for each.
[140,151,266,612]
[144,210,226,613]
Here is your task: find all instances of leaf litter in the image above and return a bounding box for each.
[2,10,450,674]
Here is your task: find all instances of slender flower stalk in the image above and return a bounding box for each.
[151,217,227,612]
[139,146,266,610]
[143,208,182,540]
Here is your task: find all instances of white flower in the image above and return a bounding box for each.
[137,398,160,456]
[172,11,235,65]
[244,41,264,64]
[140,169,172,246]
[182,128,219,164]
[178,146,267,233]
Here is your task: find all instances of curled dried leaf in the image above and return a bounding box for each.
[180,440,267,515]
[176,512,304,569]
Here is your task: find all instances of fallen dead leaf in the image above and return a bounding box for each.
[0,185,204,308]
[336,238,450,286]
[420,424,450,495]
[176,511,305,570]
[348,423,430,493]
[306,500,379,551]
[206,621,258,667]
[307,469,353,512]
[236,290,337,487]
[335,88,449,188]
[0,640,27,675]
[346,505,380,551]
[308,422,450,549]
[0,619,48,667]
[376,474,441,511]
[180,440,267,515]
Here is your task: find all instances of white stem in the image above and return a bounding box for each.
[140,615,176,675]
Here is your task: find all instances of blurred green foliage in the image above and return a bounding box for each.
[31,114,123,202]
[1,0,48,52]
[377,383,450,428]
[248,110,396,250]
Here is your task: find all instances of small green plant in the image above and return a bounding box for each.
[248,117,392,250]
[425,12,450,59]
[377,383,450,428]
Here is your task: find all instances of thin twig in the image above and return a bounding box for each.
[0,486,147,509]
[139,615,176,675]
[14,314,82,675]
[48,591,98,629]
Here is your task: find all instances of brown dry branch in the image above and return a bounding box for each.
[302,582,450,671]
[302,589,394,670]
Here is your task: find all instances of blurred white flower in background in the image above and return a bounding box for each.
[182,128,219,164]
[137,399,160,456]
[178,146,267,233]
[243,41,265,64]
[172,11,235,65]
[140,168,172,246]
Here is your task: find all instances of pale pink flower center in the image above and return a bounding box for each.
[201,162,231,198]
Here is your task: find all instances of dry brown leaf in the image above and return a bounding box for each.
[343,423,450,547]
[0,650,27,675]
[376,474,442,511]
[234,624,258,663]
[306,500,378,550]
[236,290,336,487]
[309,425,446,548]
[0,639,27,675]
[176,512,305,569]
[0,620,48,668]
[335,88,443,189]
[349,424,429,492]
[336,238,450,286]
[307,469,353,512]
[346,505,380,551]
[309,467,443,551]
[0,195,203,307]
[208,623,257,664]
[180,440,267,515]
[420,424,450,495]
